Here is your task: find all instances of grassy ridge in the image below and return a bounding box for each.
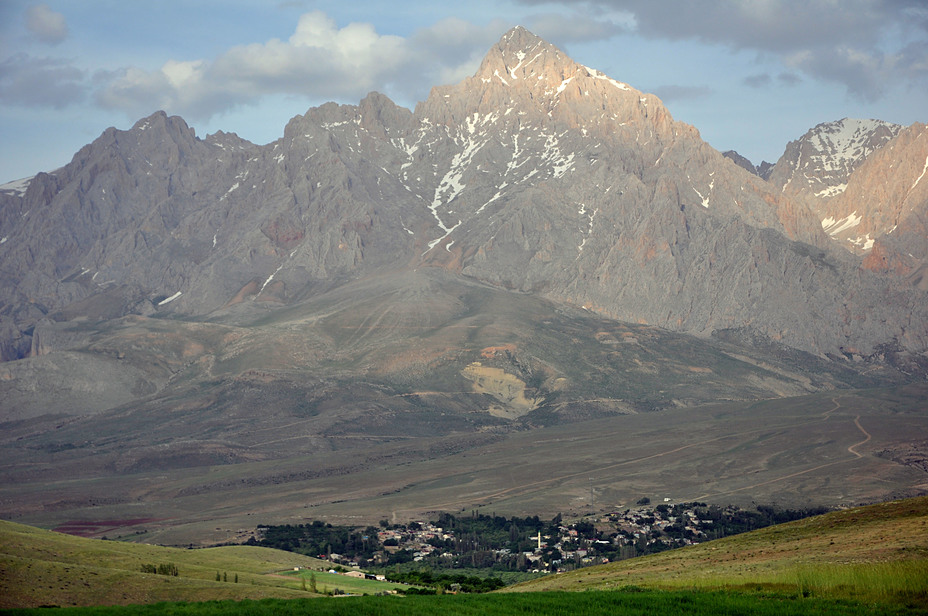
[0,520,336,608]
[504,496,928,607]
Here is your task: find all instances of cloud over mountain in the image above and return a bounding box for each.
[519,0,928,101]
[0,53,85,108]
[93,12,515,122]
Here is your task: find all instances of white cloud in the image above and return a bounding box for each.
[25,4,68,45]
[410,17,509,86]
[94,11,516,122]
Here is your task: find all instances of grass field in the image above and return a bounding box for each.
[0,590,921,616]
[276,569,407,595]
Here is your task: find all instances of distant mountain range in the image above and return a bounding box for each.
[1,26,927,540]
[1,26,926,365]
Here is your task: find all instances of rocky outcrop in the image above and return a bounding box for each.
[722,150,775,179]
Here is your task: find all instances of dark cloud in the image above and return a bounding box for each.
[785,46,893,102]
[651,84,713,102]
[518,0,925,51]
[517,0,928,100]
[744,72,802,89]
[524,11,629,46]
[743,74,772,89]
[0,54,86,108]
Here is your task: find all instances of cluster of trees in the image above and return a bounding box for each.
[427,511,559,557]
[603,502,832,559]
[387,570,506,593]
[254,520,380,560]
[215,571,238,583]
[139,563,178,576]
[383,512,567,571]
[671,503,830,541]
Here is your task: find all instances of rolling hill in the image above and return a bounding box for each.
[504,496,928,606]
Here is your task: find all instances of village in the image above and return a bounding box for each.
[367,503,706,572]
[254,501,824,575]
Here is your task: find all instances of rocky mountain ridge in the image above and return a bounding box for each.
[0,27,926,364]
[767,118,903,202]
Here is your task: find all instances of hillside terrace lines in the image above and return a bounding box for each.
[695,401,875,502]
[696,455,861,502]
[388,429,777,515]
[403,400,873,514]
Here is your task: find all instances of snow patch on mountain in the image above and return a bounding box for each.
[158,291,182,306]
[0,176,33,196]
[913,155,928,191]
[821,212,862,235]
[584,67,631,91]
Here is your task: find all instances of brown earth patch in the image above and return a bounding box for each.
[461,361,538,419]
[52,518,161,537]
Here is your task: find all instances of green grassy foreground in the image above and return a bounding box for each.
[0,590,920,616]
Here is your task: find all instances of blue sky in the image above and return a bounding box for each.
[2,1,927,183]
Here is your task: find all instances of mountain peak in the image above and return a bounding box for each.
[473,26,574,86]
[767,116,904,204]
[499,25,543,48]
